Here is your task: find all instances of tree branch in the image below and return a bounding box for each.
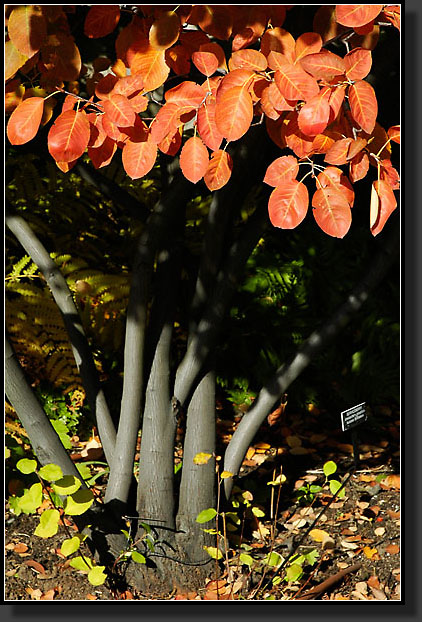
[5,335,86,484]
[5,206,116,464]
[223,221,399,500]
[105,173,193,505]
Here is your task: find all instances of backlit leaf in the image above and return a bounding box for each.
[180,136,209,184]
[149,10,180,50]
[312,185,352,238]
[274,59,320,103]
[215,86,253,142]
[370,180,397,236]
[323,461,337,477]
[122,139,157,180]
[131,551,146,564]
[268,180,309,229]
[18,483,43,514]
[349,151,369,182]
[8,6,47,58]
[130,45,170,92]
[192,49,219,77]
[203,150,233,191]
[203,546,223,560]
[309,528,331,542]
[61,536,82,557]
[7,97,44,146]
[298,92,330,137]
[88,566,107,586]
[16,458,38,475]
[5,39,28,81]
[344,47,372,80]
[228,49,267,72]
[324,137,354,165]
[88,136,117,169]
[48,110,90,163]
[84,5,120,39]
[165,81,207,107]
[52,476,82,496]
[264,155,298,187]
[317,167,355,206]
[261,28,296,63]
[388,125,400,144]
[41,33,82,82]
[335,5,383,28]
[69,556,93,571]
[38,464,63,482]
[294,32,322,62]
[299,50,346,80]
[102,94,136,127]
[34,509,60,538]
[64,489,94,516]
[239,553,254,567]
[197,97,224,151]
[282,112,314,158]
[348,80,378,134]
[196,508,217,523]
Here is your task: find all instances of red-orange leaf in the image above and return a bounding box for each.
[325,138,354,165]
[349,151,369,182]
[87,114,107,148]
[261,28,296,63]
[312,186,352,238]
[192,49,219,77]
[294,32,322,62]
[370,179,397,236]
[149,10,180,50]
[268,180,309,229]
[204,150,233,191]
[380,159,400,190]
[48,110,90,163]
[41,33,82,82]
[122,139,157,179]
[388,125,400,144]
[165,81,207,107]
[348,80,377,134]
[102,94,136,128]
[215,86,253,143]
[300,50,346,80]
[130,46,170,92]
[8,6,47,59]
[274,58,319,102]
[264,155,298,187]
[88,136,117,169]
[158,128,182,156]
[228,49,267,72]
[150,102,195,144]
[335,5,383,28]
[283,112,315,158]
[180,136,209,184]
[298,93,331,137]
[84,6,120,39]
[317,167,355,206]
[344,47,372,80]
[7,97,44,145]
[197,98,224,151]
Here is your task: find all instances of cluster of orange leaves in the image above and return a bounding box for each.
[6,5,400,238]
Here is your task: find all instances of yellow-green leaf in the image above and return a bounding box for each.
[61,536,82,557]
[16,458,37,474]
[52,475,82,496]
[323,460,337,477]
[196,508,217,523]
[203,546,223,560]
[220,470,233,479]
[88,566,107,586]
[34,509,60,538]
[64,489,94,515]
[17,482,43,514]
[38,463,64,482]
[69,555,93,571]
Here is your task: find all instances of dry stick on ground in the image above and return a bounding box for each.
[295,562,362,600]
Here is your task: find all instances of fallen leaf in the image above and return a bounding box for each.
[206,579,227,592]
[370,586,387,600]
[26,587,43,600]
[380,474,400,490]
[374,527,385,536]
[245,447,255,460]
[23,559,46,574]
[40,589,56,600]
[340,540,360,550]
[387,509,400,520]
[86,594,98,600]
[367,575,380,589]
[385,543,400,555]
[355,581,368,594]
[363,546,378,559]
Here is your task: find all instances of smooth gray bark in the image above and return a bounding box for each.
[105,174,192,505]
[5,335,86,484]
[5,208,116,464]
[223,221,400,500]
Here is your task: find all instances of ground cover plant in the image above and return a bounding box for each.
[5,4,400,599]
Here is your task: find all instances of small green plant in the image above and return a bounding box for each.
[322,460,345,498]
[283,549,320,584]
[295,460,345,506]
[11,458,107,587]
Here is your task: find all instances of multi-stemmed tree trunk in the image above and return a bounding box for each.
[5,127,399,594]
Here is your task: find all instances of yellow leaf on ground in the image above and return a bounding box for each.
[363,546,378,559]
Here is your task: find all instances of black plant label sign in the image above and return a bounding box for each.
[341,402,367,432]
